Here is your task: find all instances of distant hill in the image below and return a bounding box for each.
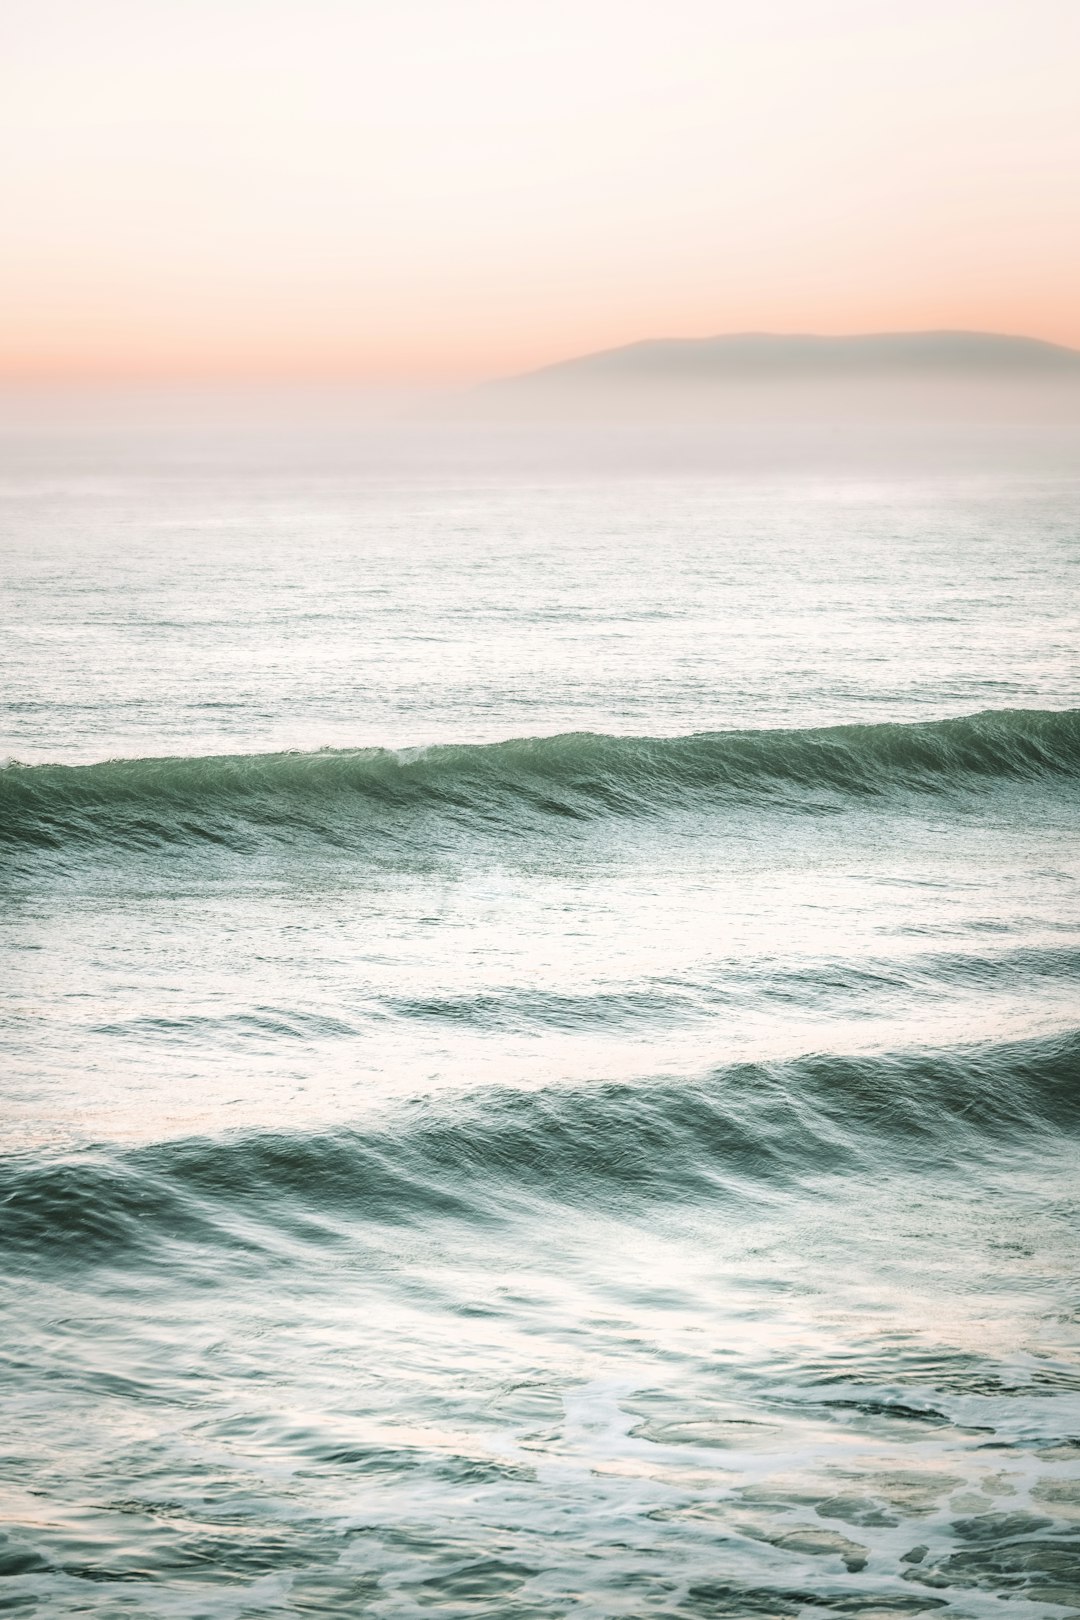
[473,331,1080,424]
[497,331,1080,387]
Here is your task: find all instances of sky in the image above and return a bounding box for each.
[3,0,1079,382]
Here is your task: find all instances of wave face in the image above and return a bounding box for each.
[3,1032,1077,1273]
[3,707,1078,856]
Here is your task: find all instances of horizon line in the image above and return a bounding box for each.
[3,326,1080,390]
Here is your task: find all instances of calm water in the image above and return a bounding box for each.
[2,416,1079,1617]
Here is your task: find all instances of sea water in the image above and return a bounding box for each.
[1,411,1079,1616]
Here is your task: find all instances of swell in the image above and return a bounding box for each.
[3,1030,1076,1271]
[1,708,1078,855]
[79,944,1080,1046]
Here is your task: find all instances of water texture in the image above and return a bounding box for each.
[1,435,1079,1616]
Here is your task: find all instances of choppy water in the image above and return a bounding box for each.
[2,420,1079,1617]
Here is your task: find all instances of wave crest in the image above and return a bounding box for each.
[2,708,1078,856]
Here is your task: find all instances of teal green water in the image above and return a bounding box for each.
[1,426,1079,1616]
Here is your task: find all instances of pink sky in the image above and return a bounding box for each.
[4,0,1079,381]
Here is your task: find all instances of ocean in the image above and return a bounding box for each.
[1,410,1079,1617]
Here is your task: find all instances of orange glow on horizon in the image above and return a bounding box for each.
[4,304,1080,387]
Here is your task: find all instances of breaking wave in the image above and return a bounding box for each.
[2,708,1078,856]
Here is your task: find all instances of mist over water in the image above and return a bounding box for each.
[1,402,1079,1617]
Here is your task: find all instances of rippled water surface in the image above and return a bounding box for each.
[1,418,1079,1616]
